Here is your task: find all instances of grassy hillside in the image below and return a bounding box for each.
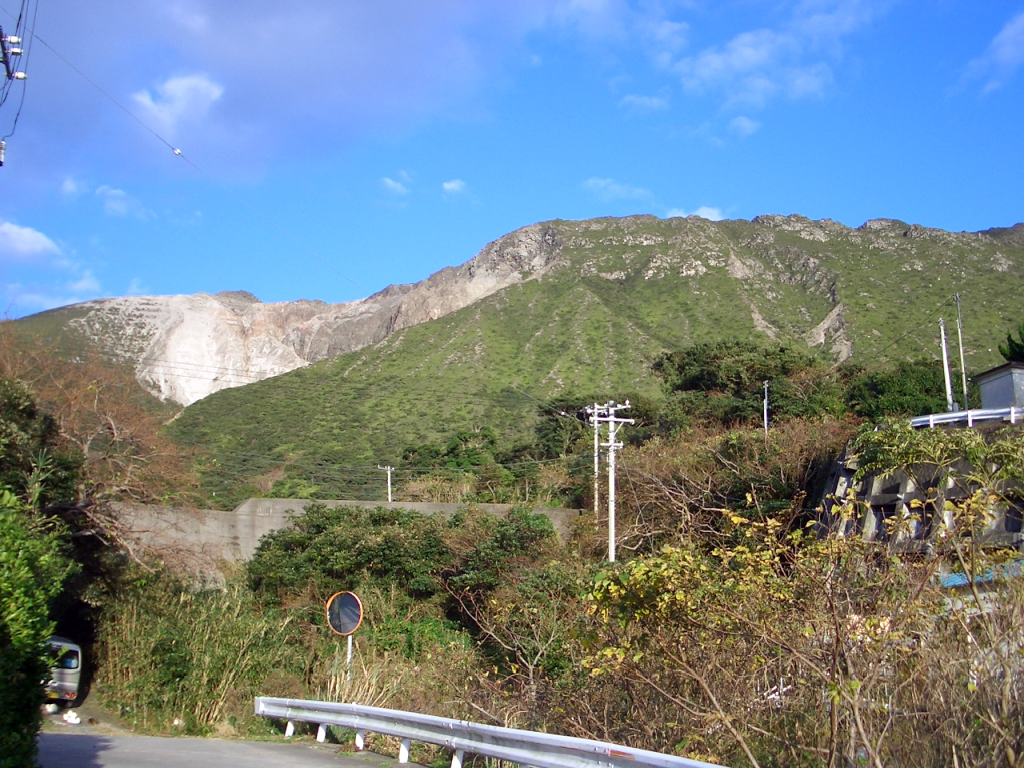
[167,215,1024,506]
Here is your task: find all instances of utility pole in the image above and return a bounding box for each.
[585,403,607,526]
[0,26,26,168]
[954,293,969,409]
[0,27,26,82]
[940,319,956,412]
[377,465,393,502]
[594,401,634,563]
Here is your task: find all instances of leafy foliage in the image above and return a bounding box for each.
[0,492,75,768]
[0,378,80,507]
[652,340,847,426]
[844,359,958,417]
[247,504,453,603]
[998,321,1024,363]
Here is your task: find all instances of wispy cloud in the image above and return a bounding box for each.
[442,179,467,195]
[0,221,61,262]
[3,264,104,313]
[61,177,88,197]
[666,206,724,221]
[132,74,224,133]
[95,186,153,220]
[729,115,760,137]
[618,94,669,113]
[671,0,875,108]
[126,277,150,295]
[960,11,1024,94]
[583,177,651,202]
[381,177,410,196]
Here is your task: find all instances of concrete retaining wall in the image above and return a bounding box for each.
[113,499,585,579]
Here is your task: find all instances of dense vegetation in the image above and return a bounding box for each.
[143,214,1023,507]
[4,311,1024,767]
[0,327,193,767]
[0,378,78,768]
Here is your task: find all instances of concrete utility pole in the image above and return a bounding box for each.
[954,293,969,409]
[594,401,634,563]
[377,465,393,502]
[940,319,956,412]
[585,403,608,526]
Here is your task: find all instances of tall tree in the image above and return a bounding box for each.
[998,322,1024,363]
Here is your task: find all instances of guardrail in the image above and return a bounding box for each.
[910,406,1020,429]
[254,697,722,768]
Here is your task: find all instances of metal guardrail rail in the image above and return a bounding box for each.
[254,697,722,768]
[910,406,1020,429]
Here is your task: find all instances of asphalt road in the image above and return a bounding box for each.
[38,731,397,768]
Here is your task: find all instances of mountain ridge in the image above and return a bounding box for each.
[14,214,1022,408]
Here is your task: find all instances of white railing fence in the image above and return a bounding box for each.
[910,406,1019,429]
[254,698,722,768]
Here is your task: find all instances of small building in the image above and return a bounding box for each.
[973,361,1024,410]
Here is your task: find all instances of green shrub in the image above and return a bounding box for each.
[93,571,299,733]
[844,359,954,417]
[0,492,75,768]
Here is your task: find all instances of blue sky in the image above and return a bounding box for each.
[0,0,1022,317]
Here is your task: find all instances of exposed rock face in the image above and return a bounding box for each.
[64,223,564,405]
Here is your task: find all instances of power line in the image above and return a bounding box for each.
[0,3,366,293]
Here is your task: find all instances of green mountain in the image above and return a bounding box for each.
[165,214,1023,505]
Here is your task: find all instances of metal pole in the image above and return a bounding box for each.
[592,404,600,526]
[378,465,393,502]
[940,319,955,412]
[346,634,353,682]
[763,380,769,437]
[954,293,969,409]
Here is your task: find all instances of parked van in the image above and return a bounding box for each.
[46,636,81,703]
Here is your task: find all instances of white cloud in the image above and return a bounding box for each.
[132,74,224,133]
[729,115,761,136]
[4,266,104,313]
[442,179,467,195]
[95,186,153,219]
[962,11,1024,93]
[670,1,874,108]
[61,177,88,197]
[381,177,410,196]
[67,270,101,294]
[666,206,724,221]
[0,221,61,261]
[583,177,651,202]
[619,94,669,112]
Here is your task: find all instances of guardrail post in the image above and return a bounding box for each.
[452,748,465,768]
[355,730,365,750]
[285,721,295,738]
[317,724,328,743]
[400,738,411,763]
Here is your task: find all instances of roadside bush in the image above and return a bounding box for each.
[0,492,75,768]
[93,570,299,734]
[844,359,958,417]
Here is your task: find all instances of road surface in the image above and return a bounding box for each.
[39,730,399,768]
